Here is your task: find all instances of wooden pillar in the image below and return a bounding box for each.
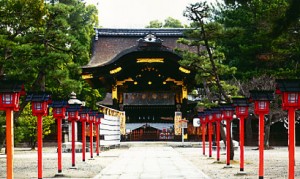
[112,85,118,100]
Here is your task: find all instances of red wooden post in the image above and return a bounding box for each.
[250,90,274,179]
[208,122,212,158]
[232,97,250,173]
[275,79,300,179]
[0,80,25,179]
[37,114,43,179]
[79,107,90,162]
[67,92,82,168]
[26,93,51,179]
[95,113,103,156]
[212,107,222,162]
[87,111,96,159]
[57,117,62,172]
[216,121,220,161]
[51,101,67,174]
[202,123,206,155]
[225,118,231,166]
[220,104,235,168]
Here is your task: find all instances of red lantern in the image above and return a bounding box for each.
[221,104,235,120]
[67,104,81,121]
[51,101,67,119]
[26,93,51,116]
[0,80,25,179]
[276,79,300,178]
[0,81,25,111]
[25,93,51,179]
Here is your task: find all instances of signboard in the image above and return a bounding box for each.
[193,118,200,127]
[123,92,175,105]
[174,112,182,135]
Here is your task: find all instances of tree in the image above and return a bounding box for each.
[146,17,183,28]
[163,17,183,28]
[145,20,163,28]
[214,0,300,148]
[0,0,101,147]
[177,2,238,159]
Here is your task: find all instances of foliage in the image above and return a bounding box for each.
[146,17,183,28]
[17,104,55,149]
[0,0,101,120]
[213,0,300,79]
[177,2,238,104]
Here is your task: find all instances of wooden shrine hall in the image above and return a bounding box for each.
[82,28,198,141]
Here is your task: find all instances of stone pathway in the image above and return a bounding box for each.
[93,146,210,179]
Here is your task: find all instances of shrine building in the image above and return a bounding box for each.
[82,28,199,141]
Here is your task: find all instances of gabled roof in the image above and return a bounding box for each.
[83,28,188,69]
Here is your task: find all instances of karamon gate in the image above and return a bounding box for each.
[82,28,196,141]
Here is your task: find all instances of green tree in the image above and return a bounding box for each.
[178,2,238,159]
[213,0,300,148]
[145,20,163,28]
[163,17,183,28]
[146,17,183,28]
[0,0,101,146]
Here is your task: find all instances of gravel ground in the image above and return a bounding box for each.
[175,146,300,179]
[0,144,299,178]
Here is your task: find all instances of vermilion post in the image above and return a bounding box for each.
[202,123,206,155]
[216,121,220,161]
[239,117,245,171]
[37,115,43,179]
[258,113,264,179]
[6,109,13,179]
[82,121,86,161]
[71,120,76,167]
[96,123,100,156]
[90,122,93,159]
[208,122,212,158]
[288,108,295,179]
[57,118,62,173]
[226,119,231,166]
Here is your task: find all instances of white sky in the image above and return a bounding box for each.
[86,0,211,28]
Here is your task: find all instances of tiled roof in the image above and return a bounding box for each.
[97,28,186,37]
[83,28,191,68]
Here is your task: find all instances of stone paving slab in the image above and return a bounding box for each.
[93,147,210,179]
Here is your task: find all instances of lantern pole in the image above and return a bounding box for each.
[216,120,220,161]
[96,121,100,156]
[0,80,25,179]
[239,116,245,172]
[57,117,63,173]
[208,121,212,158]
[71,119,76,167]
[37,114,43,179]
[82,120,86,161]
[225,118,231,167]
[288,108,295,178]
[6,109,14,179]
[90,119,94,159]
[202,122,206,156]
[250,90,274,179]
